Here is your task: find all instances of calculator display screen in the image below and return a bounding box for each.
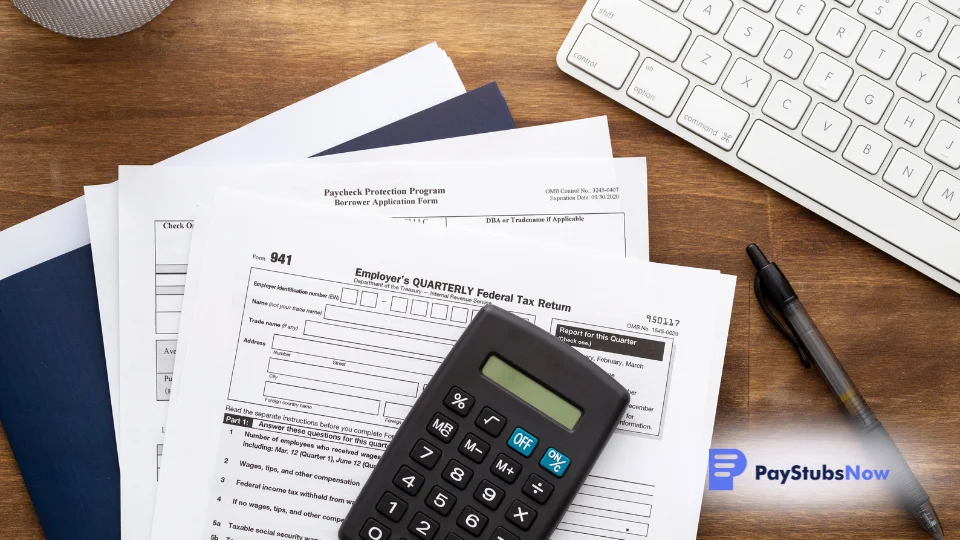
[481,355,582,429]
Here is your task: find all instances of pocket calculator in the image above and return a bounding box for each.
[339,304,630,540]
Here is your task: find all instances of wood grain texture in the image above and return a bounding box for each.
[0,0,957,538]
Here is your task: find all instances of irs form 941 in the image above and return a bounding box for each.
[339,305,630,540]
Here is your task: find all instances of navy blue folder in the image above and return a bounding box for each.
[0,83,514,540]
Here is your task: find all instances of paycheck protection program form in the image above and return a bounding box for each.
[118,158,644,539]
[154,191,735,540]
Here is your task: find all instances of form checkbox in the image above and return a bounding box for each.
[341,288,358,304]
[430,303,449,320]
[450,306,468,323]
[390,296,408,313]
[410,300,428,316]
[360,291,378,308]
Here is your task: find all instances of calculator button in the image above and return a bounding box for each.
[473,480,505,510]
[507,427,538,457]
[505,500,537,531]
[407,512,439,540]
[444,386,475,416]
[521,474,554,504]
[376,492,408,522]
[393,466,425,496]
[425,485,457,517]
[475,408,506,437]
[361,518,392,540]
[539,447,571,478]
[458,433,490,463]
[442,459,474,490]
[411,439,441,469]
[427,412,458,443]
[490,454,521,484]
[488,527,519,540]
[445,534,465,540]
[456,506,489,536]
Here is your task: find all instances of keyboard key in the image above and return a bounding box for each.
[745,0,777,11]
[938,77,960,121]
[408,512,440,540]
[843,126,893,174]
[897,54,946,102]
[925,120,960,168]
[473,480,505,510]
[377,492,408,522]
[804,53,853,100]
[426,486,457,517]
[442,460,474,490]
[457,506,489,536]
[764,31,813,78]
[681,36,732,84]
[361,518,392,540]
[489,527,519,540]
[684,0,734,33]
[427,412,458,443]
[924,171,960,218]
[898,3,946,51]
[939,27,960,70]
[521,474,554,504]
[802,103,853,151]
[444,387,475,416]
[845,76,893,123]
[762,80,812,129]
[932,0,960,15]
[816,9,865,56]
[652,0,685,11]
[445,534,465,540]
[505,500,537,531]
[856,31,905,79]
[567,24,639,89]
[394,466,425,496]
[628,58,690,116]
[474,407,506,437]
[724,8,773,55]
[411,439,441,469]
[507,427,539,457]
[836,0,856,7]
[678,86,750,150]
[739,121,960,278]
[884,149,933,196]
[858,0,907,29]
[490,453,521,484]
[776,0,825,34]
[593,0,691,61]
[884,98,934,146]
[722,58,772,106]
[458,433,490,463]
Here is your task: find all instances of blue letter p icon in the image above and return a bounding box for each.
[708,449,747,491]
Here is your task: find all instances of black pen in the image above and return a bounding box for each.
[747,244,944,540]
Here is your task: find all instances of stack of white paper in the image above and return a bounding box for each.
[67,42,735,540]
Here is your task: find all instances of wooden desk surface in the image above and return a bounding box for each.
[1,0,957,538]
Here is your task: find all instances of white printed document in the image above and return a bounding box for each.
[85,42,466,455]
[153,190,734,540]
[119,158,643,540]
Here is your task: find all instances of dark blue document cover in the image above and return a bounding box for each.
[0,84,514,540]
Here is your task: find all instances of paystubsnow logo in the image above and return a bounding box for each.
[708,448,891,490]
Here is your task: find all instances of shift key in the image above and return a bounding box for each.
[677,86,749,150]
[593,0,691,62]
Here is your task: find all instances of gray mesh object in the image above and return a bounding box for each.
[11,0,173,38]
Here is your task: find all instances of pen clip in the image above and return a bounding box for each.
[753,274,812,369]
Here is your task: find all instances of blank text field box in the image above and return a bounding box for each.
[272,335,441,375]
[390,296,408,313]
[341,288,358,304]
[384,402,413,420]
[450,306,468,323]
[268,358,418,397]
[430,303,449,320]
[323,304,463,341]
[263,381,379,414]
[410,300,428,316]
[304,320,451,358]
[156,312,181,334]
[360,291,378,307]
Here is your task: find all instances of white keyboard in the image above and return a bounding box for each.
[559,0,960,293]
